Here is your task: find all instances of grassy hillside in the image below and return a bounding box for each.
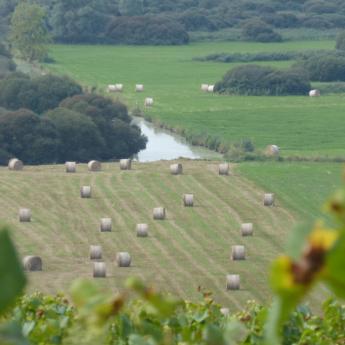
[0,160,306,309]
[45,40,345,158]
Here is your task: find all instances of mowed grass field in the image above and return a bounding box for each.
[0,160,320,308]
[46,40,345,158]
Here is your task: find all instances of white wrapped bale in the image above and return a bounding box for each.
[90,245,102,260]
[19,208,31,222]
[170,163,183,175]
[153,207,166,220]
[219,163,229,175]
[231,245,246,260]
[136,224,148,237]
[88,160,101,172]
[201,84,209,92]
[100,218,112,232]
[93,262,106,278]
[309,89,320,97]
[116,252,131,267]
[107,84,117,92]
[136,84,144,92]
[183,194,194,207]
[265,145,280,156]
[8,158,23,171]
[145,97,154,107]
[241,223,253,237]
[208,85,215,93]
[120,159,132,170]
[264,193,275,206]
[226,274,240,290]
[23,256,42,271]
[80,186,92,198]
[115,84,123,92]
[65,162,76,173]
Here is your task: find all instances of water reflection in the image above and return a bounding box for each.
[132,117,222,162]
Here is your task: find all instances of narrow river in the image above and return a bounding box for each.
[132,117,223,162]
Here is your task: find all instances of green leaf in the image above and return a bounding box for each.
[0,228,26,315]
[325,231,345,298]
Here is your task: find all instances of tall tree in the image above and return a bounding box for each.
[9,2,50,62]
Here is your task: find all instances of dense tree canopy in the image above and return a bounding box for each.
[215,65,311,96]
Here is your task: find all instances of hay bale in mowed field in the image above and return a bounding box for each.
[23,256,42,271]
[90,245,102,260]
[241,223,253,236]
[100,218,112,232]
[136,223,148,237]
[231,245,246,260]
[120,159,132,170]
[309,89,320,97]
[226,274,240,290]
[208,85,215,93]
[19,208,31,222]
[201,84,209,92]
[8,158,24,171]
[93,262,106,278]
[80,186,92,198]
[264,193,274,206]
[170,163,183,175]
[219,163,229,175]
[107,84,117,92]
[183,194,194,207]
[116,252,131,267]
[145,97,154,107]
[115,84,123,92]
[65,161,76,173]
[136,84,144,92]
[265,145,280,156]
[88,160,101,171]
[153,207,166,220]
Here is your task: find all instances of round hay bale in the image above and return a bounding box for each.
[183,194,194,207]
[219,163,229,175]
[88,160,101,172]
[65,161,76,173]
[120,159,132,170]
[170,163,183,175]
[309,89,320,97]
[80,186,92,198]
[19,208,31,222]
[264,193,274,206]
[153,207,166,220]
[8,158,23,171]
[107,84,117,92]
[136,84,144,92]
[265,145,280,156]
[208,85,215,93]
[220,307,230,316]
[231,245,246,260]
[100,218,112,232]
[136,223,148,237]
[93,262,106,278]
[241,223,253,237]
[201,84,209,92]
[145,97,154,107]
[115,83,123,92]
[116,252,131,267]
[23,256,42,271]
[226,274,240,290]
[90,245,102,260]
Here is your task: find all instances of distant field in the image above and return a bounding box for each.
[45,40,345,158]
[0,161,312,308]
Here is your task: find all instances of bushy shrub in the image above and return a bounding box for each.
[215,65,310,96]
[106,16,189,45]
[294,55,345,81]
[241,19,282,42]
[0,74,82,113]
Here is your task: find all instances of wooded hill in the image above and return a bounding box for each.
[1,0,345,44]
